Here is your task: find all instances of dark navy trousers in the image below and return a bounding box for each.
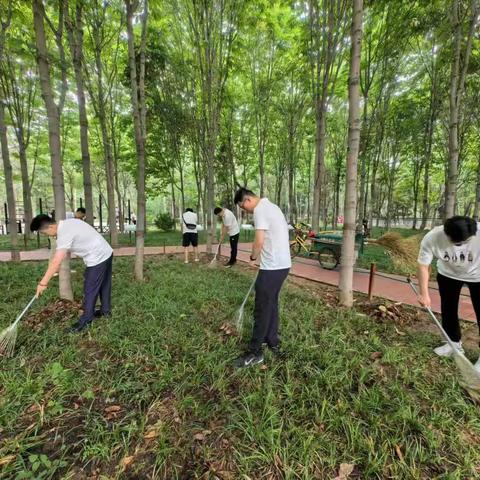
[79,254,113,325]
[250,268,290,354]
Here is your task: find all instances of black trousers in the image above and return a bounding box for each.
[79,254,113,326]
[437,273,480,343]
[229,233,240,264]
[250,268,290,354]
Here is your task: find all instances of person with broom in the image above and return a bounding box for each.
[417,216,480,369]
[30,214,113,333]
[232,187,291,368]
[214,206,240,267]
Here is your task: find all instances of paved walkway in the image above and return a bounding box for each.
[0,243,476,322]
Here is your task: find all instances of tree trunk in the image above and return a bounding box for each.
[0,102,20,260]
[474,156,480,220]
[32,0,73,299]
[125,0,147,280]
[339,0,363,307]
[17,135,33,233]
[445,0,478,219]
[65,0,94,225]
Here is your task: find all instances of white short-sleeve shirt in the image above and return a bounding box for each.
[417,224,480,281]
[222,208,240,237]
[56,219,113,267]
[182,211,198,234]
[253,198,291,271]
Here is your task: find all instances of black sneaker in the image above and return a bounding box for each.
[233,352,264,369]
[66,320,91,334]
[94,310,111,318]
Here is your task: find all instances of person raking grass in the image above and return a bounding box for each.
[233,187,291,368]
[30,214,113,333]
[417,216,480,371]
[214,206,240,267]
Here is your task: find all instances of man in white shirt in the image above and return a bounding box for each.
[417,216,480,370]
[214,206,240,267]
[233,187,291,368]
[182,208,199,264]
[30,214,114,333]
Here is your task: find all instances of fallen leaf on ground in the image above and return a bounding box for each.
[104,405,121,413]
[370,351,383,360]
[143,430,158,440]
[121,456,134,468]
[335,462,355,480]
[193,432,206,441]
[395,326,406,336]
[378,305,388,313]
[395,444,404,462]
[0,455,15,466]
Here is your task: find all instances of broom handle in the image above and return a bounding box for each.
[12,295,36,327]
[241,272,258,307]
[407,278,460,352]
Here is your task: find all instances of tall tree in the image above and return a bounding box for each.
[444,0,478,219]
[65,0,94,225]
[308,0,347,231]
[0,5,20,261]
[125,0,148,280]
[32,0,73,299]
[339,0,362,307]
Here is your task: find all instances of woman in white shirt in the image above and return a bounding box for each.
[417,216,480,370]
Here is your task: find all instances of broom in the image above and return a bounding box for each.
[408,279,480,403]
[371,232,422,274]
[0,295,36,358]
[208,243,221,268]
[234,272,258,333]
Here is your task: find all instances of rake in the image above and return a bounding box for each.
[208,243,221,268]
[234,272,258,333]
[408,279,480,402]
[0,295,36,358]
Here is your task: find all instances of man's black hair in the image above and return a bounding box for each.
[76,207,86,214]
[185,208,193,212]
[214,207,222,215]
[30,214,55,232]
[444,216,477,243]
[234,187,256,205]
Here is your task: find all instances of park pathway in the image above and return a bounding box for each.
[0,242,477,322]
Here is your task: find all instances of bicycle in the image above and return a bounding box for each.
[289,223,312,258]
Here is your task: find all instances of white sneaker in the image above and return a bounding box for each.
[433,341,464,357]
[474,357,480,373]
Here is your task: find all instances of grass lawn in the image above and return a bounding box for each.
[1,257,480,479]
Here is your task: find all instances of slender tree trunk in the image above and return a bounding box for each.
[65,0,94,225]
[0,102,19,260]
[445,0,478,219]
[474,157,480,220]
[17,135,33,233]
[339,0,363,307]
[33,0,73,299]
[125,0,147,280]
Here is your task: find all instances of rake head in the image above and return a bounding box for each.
[0,323,19,358]
[207,256,218,268]
[453,353,480,403]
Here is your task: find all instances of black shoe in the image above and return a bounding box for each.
[94,310,110,318]
[67,320,91,333]
[233,351,264,369]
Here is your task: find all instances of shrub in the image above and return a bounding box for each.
[155,213,175,232]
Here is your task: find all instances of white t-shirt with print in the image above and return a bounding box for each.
[253,198,291,271]
[182,211,198,234]
[417,224,480,281]
[56,219,113,267]
[222,208,240,237]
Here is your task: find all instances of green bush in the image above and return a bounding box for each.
[154,213,175,231]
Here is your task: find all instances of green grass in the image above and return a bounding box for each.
[1,258,480,478]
